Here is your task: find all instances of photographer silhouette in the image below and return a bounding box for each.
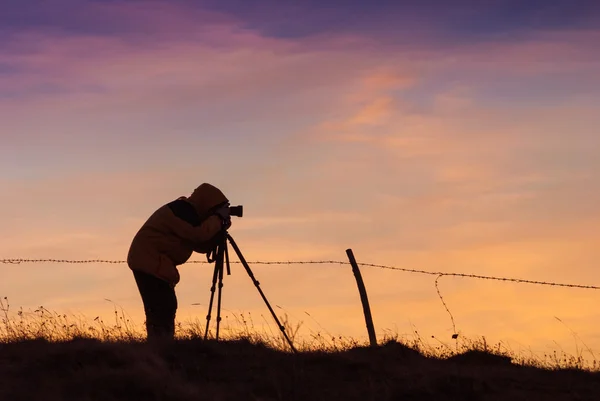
[127,183,230,340]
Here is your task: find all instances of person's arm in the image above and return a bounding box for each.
[156,207,225,244]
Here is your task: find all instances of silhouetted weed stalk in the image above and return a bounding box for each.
[1,297,597,371]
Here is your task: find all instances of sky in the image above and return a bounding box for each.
[1,0,600,359]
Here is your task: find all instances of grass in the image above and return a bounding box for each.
[2,297,600,400]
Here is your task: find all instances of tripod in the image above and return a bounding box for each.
[203,231,298,353]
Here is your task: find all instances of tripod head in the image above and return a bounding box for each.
[206,229,231,276]
[206,203,240,264]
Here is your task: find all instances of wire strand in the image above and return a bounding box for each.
[2,258,599,290]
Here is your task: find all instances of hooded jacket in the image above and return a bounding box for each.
[127,183,229,286]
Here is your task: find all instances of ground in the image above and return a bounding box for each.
[1,337,599,401]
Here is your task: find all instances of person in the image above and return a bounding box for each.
[127,183,232,341]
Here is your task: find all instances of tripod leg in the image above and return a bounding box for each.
[215,244,225,340]
[225,240,231,276]
[205,235,227,341]
[226,234,298,354]
[204,262,220,340]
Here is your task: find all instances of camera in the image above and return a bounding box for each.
[229,205,243,217]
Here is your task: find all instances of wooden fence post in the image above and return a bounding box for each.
[346,248,377,347]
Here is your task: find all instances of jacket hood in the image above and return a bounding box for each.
[187,183,228,216]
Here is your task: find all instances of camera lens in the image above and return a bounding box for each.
[229,205,243,217]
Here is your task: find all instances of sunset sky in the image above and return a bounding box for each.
[1,0,600,358]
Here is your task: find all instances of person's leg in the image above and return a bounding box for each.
[132,270,177,340]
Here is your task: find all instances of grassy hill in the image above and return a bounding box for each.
[1,298,599,400]
[1,335,599,401]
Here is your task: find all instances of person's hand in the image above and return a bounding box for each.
[222,218,232,231]
[214,204,231,230]
[214,204,230,220]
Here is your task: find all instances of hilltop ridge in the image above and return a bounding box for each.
[1,337,598,401]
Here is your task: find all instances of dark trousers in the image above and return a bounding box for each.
[132,270,177,341]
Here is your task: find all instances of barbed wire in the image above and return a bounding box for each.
[1,258,128,264]
[2,258,599,290]
[358,262,600,290]
[4,257,599,337]
[0,258,347,266]
[435,274,457,336]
